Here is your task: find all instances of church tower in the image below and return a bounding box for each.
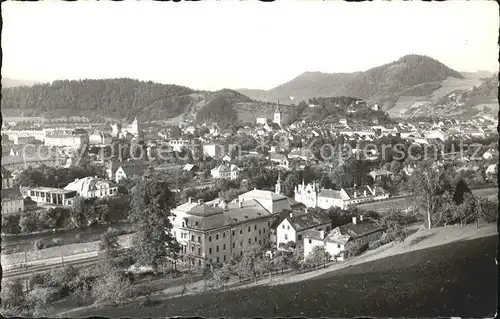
[275,172,282,195]
[273,100,282,126]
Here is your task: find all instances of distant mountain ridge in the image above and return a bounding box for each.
[1,77,40,88]
[236,54,496,118]
[237,54,464,106]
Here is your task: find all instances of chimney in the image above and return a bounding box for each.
[188,197,192,204]
[352,217,357,224]
[198,199,204,205]
[360,215,363,221]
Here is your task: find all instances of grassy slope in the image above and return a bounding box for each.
[75,233,498,318]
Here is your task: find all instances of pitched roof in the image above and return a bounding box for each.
[1,187,24,201]
[288,211,331,232]
[118,165,148,176]
[338,219,383,239]
[240,189,288,201]
[318,189,347,200]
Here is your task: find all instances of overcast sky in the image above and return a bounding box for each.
[2,1,498,91]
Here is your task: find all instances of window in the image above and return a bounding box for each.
[216,246,219,252]
[223,255,226,262]
[282,225,285,229]
[198,236,201,243]
[216,234,219,240]
[191,245,195,252]
[338,244,341,249]
[209,236,212,242]
[254,225,257,230]
[182,222,185,227]
[198,260,201,266]
[240,251,243,256]
[263,229,265,234]
[198,248,201,255]
[217,257,220,263]
[326,226,331,232]
[248,238,251,244]
[240,229,242,234]
[223,232,226,238]
[268,221,270,227]
[209,259,212,264]
[248,226,251,232]
[232,230,235,236]
[240,241,243,247]
[223,244,226,251]
[309,239,312,244]
[259,229,261,235]
[287,226,290,230]
[284,234,288,240]
[255,236,257,242]
[233,242,235,248]
[209,248,212,254]
[259,240,261,245]
[298,234,302,241]
[191,235,194,241]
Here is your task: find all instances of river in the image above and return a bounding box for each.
[1,221,132,254]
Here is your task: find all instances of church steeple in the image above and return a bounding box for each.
[273,100,282,126]
[275,172,282,194]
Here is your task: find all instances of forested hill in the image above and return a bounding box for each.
[237,54,465,107]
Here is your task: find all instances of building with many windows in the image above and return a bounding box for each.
[211,164,240,180]
[25,187,77,206]
[170,198,275,266]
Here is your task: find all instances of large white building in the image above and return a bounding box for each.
[45,133,88,148]
[295,183,389,210]
[170,198,275,266]
[64,176,118,198]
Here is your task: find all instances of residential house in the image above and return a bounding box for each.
[303,215,383,261]
[1,167,24,215]
[238,189,291,215]
[64,176,118,198]
[276,210,331,249]
[211,164,240,180]
[368,169,394,181]
[269,153,289,169]
[114,164,148,183]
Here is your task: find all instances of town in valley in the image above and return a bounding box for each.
[1,1,498,318]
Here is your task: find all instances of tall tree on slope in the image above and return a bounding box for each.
[129,177,180,273]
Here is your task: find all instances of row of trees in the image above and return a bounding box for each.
[15,164,106,188]
[407,160,497,229]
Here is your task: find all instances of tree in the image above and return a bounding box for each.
[453,179,471,205]
[239,245,264,283]
[1,279,26,311]
[19,214,37,233]
[306,245,330,268]
[128,177,180,273]
[211,263,232,290]
[390,160,402,175]
[272,252,288,275]
[283,173,299,197]
[99,227,121,261]
[91,268,131,307]
[407,162,449,229]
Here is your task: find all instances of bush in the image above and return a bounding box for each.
[91,268,132,307]
[28,273,50,289]
[34,239,45,250]
[27,286,60,306]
